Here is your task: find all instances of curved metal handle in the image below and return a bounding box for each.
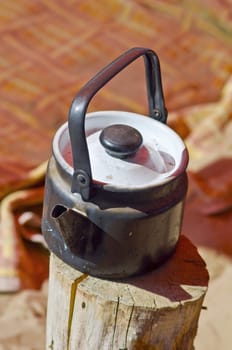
[68,47,167,200]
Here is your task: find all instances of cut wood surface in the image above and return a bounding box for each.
[46,235,208,350]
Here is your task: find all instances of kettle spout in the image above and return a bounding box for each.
[51,204,103,257]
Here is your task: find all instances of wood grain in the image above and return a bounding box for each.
[46,235,208,350]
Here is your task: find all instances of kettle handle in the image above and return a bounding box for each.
[69,47,167,200]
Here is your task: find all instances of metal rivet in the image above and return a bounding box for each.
[77,174,86,185]
[153,109,161,118]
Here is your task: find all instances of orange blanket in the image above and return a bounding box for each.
[0,0,232,291]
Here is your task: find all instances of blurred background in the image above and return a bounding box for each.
[0,1,232,349]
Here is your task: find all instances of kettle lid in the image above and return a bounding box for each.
[57,110,187,190]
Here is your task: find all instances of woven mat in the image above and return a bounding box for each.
[0,2,232,349]
[1,0,232,195]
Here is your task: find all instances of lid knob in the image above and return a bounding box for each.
[100,124,143,159]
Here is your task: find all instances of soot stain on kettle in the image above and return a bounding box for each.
[77,222,104,257]
[51,204,104,258]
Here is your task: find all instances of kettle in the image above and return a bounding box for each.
[42,47,188,278]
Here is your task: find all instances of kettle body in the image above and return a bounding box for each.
[42,48,188,278]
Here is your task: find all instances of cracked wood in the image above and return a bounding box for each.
[46,235,209,350]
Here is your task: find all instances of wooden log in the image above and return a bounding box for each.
[46,235,209,350]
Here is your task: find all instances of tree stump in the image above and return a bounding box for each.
[46,235,209,350]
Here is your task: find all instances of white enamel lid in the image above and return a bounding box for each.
[54,111,188,190]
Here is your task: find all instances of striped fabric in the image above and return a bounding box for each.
[0,0,231,291]
[0,0,231,194]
